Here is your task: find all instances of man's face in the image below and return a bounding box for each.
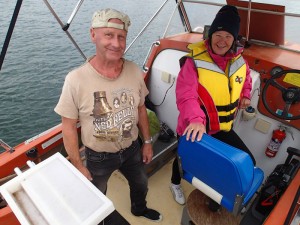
[91,18,127,61]
[211,30,234,56]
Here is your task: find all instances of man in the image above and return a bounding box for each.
[55,8,162,224]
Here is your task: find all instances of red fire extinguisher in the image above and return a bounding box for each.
[265,126,286,158]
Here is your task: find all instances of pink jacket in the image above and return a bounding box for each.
[176,39,252,135]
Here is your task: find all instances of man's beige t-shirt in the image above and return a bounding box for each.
[54,57,149,152]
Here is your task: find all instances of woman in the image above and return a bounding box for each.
[169,5,256,210]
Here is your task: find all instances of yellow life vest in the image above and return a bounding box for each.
[186,41,246,132]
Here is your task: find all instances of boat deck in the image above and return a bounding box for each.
[107,157,249,225]
[107,159,194,224]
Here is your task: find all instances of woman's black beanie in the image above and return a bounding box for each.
[208,5,240,40]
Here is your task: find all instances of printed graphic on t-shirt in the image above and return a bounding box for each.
[91,89,135,142]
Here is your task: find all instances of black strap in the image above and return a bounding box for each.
[219,113,235,123]
[216,99,239,112]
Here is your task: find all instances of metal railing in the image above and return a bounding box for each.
[0,139,14,153]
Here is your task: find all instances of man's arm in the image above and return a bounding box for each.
[137,104,153,164]
[61,116,92,180]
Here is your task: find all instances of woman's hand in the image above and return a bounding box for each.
[183,122,206,142]
[240,97,251,109]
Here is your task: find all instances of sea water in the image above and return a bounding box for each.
[0,0,177,146]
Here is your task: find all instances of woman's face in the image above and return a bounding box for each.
[211,30,234,56]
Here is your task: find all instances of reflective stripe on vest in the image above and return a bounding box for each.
[229,56,245,77]
[195,60,224,74]
[194,56,245,78]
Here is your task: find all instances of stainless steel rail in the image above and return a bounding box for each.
[125,0,170,54]
[63,0,85,31]
[142,41,160,73]
[0,139,14,153]
[42,0,87,60]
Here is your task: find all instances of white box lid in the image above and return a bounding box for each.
[0,153,114,225]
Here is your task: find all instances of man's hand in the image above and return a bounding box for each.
[75,164,93,181]
[141,143,153,164]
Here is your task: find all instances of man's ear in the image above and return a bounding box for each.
[90,28,96,43]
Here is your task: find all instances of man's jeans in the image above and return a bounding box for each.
[85,139,148,215]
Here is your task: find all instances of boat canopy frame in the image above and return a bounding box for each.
[0,0,23,71]
[3,0,300,73]
[182,0,300,52]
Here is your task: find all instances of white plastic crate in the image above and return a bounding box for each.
[0,153,114,225]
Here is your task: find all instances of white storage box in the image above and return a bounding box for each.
[0,153,114,225]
